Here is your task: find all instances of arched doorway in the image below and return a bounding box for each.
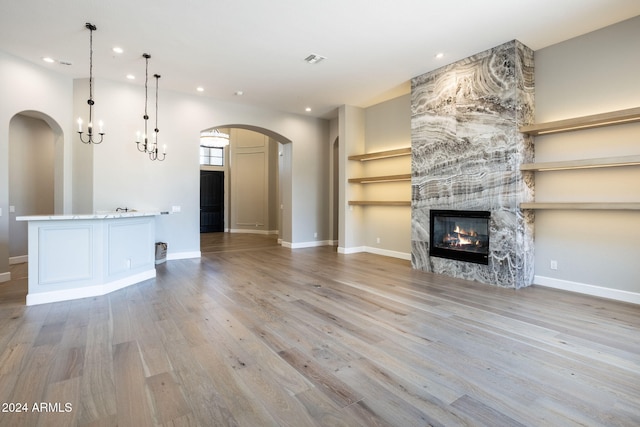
[199,124,293,245]
[8,111,64,265]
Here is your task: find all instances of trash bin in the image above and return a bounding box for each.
[155,242,167,264]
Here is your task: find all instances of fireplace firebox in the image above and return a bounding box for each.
[429,210,490,265]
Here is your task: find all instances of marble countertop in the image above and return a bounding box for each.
[16,211,164,221]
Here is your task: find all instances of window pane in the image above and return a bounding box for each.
[200,146,224,166]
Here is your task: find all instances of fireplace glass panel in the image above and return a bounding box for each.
[429,210,490,264]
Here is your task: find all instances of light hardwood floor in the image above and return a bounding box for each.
[0,233,639,426]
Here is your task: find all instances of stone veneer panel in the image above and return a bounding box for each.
[411,40,535,288]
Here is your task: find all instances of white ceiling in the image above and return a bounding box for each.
[1,0,639,119]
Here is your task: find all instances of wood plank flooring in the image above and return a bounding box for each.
[0,233,639,426]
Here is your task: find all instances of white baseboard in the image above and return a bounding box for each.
[289,240,333,249]
[363,246,411,261]
[336,246,410,260]
[10,255,28,265]
[26,269,156,306]
[337,246,365,254]
[0,272,10,283]
[534,275,640,305]
[167,251,201,261]
[229,229,279,235]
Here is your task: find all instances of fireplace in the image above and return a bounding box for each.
[429,210,490,265]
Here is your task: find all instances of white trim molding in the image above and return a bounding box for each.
[535,275,640,305]
[364,246,411,261]
[336,246,410,260]
[0,272,10,283]
[289,240,334,249]
[26,269,156,306]
[229,229,279,235]
[338,246,365,254]
[167,251,201,261]
[10,255,28,265]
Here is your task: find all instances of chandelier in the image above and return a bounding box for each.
[200,129,230,147]
[77,23,105,144]
[135,53,166,161]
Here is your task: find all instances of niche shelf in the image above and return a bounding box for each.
[348,201,411,206]
[519,106,640,135]
[520,155,640,171]
[348,147,411,161]
[348,173,411,184]
[520,203,640,210]
[519,107,640,211]
[348,147,411,207]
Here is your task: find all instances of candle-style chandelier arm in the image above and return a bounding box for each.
[135,55,166,161]
[78,22,105,144]
[148,145,166,161]
[135,53,151,152]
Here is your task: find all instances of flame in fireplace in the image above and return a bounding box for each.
[458,235,472,245]
[453,225,478,237]
[443,223,483,247]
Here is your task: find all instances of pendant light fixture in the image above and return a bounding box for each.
[78,23,105,144]
[135,53,166,161]
[200,129,230,147]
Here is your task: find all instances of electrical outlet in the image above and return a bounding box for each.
[550,260,558,270]
[171,205,181,213]
[314,232,318,238]
[376,237,381,244]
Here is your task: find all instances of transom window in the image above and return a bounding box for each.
[200,146,224,166]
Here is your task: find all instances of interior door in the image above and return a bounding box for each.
[200,170,224,232]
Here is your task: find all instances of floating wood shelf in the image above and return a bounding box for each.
[348,174,411,183]
[520,155,640,171]
[348,201,411,206]
[348,147,411,161]
[520,202,640,210]
[519,107,640,136]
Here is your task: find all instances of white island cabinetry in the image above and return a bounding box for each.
[16,212,160,306]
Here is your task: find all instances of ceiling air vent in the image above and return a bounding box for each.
[304,54,326,64]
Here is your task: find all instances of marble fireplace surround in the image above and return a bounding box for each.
[411,40,535,289]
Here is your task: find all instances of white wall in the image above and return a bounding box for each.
[532,15,640,301]
[0,50,73,280]
[1,49,330,278]
[339,105,366,252]
[77,78,330,258]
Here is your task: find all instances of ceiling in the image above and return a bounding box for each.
[1,0,639,119]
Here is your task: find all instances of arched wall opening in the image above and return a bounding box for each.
[200,123,293,245]
[8,110,64,263]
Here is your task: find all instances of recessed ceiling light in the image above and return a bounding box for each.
[112,47,124,54]
[235,90,244,96]
[305,107,312,112]
[42,57,55,63]
[435,52,444,59]
[196,87,204,92]
[126,74,135,80]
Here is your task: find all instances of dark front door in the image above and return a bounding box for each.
[200,171,224,232]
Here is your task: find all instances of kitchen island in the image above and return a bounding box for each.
[16,211,160,306]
